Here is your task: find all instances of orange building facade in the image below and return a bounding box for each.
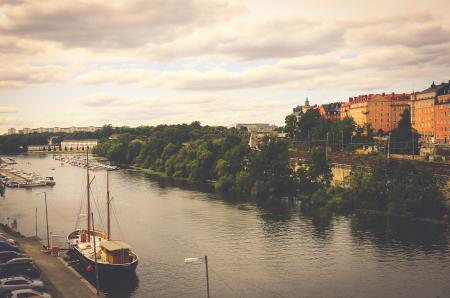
[340,93,410,133]
[435,93,450,144]
[412,81,450,144]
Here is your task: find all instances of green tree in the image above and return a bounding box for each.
[340,157,447,218]
[295,147,332,197]
[284,114,299,139]
[389,109,419,154]
[298,109,321,140]
[248,139,295,196]
[127,139,145,163]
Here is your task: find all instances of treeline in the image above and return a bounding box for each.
[305,157,448,219]
[93,122,297,197]
[93,122,328,198]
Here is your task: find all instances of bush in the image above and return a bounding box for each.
[214,175,235,193]
[251,180,268,198]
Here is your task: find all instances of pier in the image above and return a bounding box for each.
[0,165,55,188]
[0,225,100,298]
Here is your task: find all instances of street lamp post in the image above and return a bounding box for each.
[387,133,391,159]
[44,192,50,250]
[184,256,210,298]
[35,208,38,238]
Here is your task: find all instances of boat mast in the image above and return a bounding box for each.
[86,149,91,242]
[107,170,111,240]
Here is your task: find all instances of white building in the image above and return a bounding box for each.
[10,126,101,135]
[236,123,277,132]
[61,139,98,150]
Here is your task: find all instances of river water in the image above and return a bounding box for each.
[0,153,449,298]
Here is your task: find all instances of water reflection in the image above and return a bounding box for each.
[350,213,449,254]
[70,260,139,297]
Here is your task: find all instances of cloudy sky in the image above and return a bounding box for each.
[0,0,449,133]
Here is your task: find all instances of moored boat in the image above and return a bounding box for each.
[18,181,47,188]
[68,230,138,279]
[67,150,138,279]
[45,177,56,186]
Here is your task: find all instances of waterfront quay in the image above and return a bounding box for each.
[0,169,28,184]
[0,162,55,188]
[0,225,100,298]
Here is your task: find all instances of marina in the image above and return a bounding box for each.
[0,157,17,165]
[0,161,55,188]
[54,154,119,171]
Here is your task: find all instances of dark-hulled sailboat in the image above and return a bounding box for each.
[68,151,138,279]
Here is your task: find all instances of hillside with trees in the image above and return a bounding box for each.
[91,121,447,220]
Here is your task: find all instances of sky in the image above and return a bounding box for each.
[0,0,449,133]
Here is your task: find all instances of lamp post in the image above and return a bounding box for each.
[184,256,210,298]
[387,133,391,159]
[35,208,38,238]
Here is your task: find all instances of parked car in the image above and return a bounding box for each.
[0,238,16,246]
[0,242,20,253]
[2,258,33,265]
[0,276,45,297]
[6,289,51,298]
[0,252,27,264]
[0,260,40,279]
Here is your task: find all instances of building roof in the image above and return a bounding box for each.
[417,81,450,95]
[321,102,342,113]
[100,240,131,252]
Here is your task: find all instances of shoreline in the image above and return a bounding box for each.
[128,164,449,226]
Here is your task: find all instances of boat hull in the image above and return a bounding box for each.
[71,248,138,280]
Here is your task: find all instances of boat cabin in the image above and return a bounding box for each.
[100,240,131,264]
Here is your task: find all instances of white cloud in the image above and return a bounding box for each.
[71,93,292,127]
[0,0,240,49]
[1,0,450,132]
[0,107,18,113]
[0,64,73,88]
[0,116,26,125]
[75,93,134,107]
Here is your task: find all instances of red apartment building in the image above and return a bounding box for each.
[340,93,411,133]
